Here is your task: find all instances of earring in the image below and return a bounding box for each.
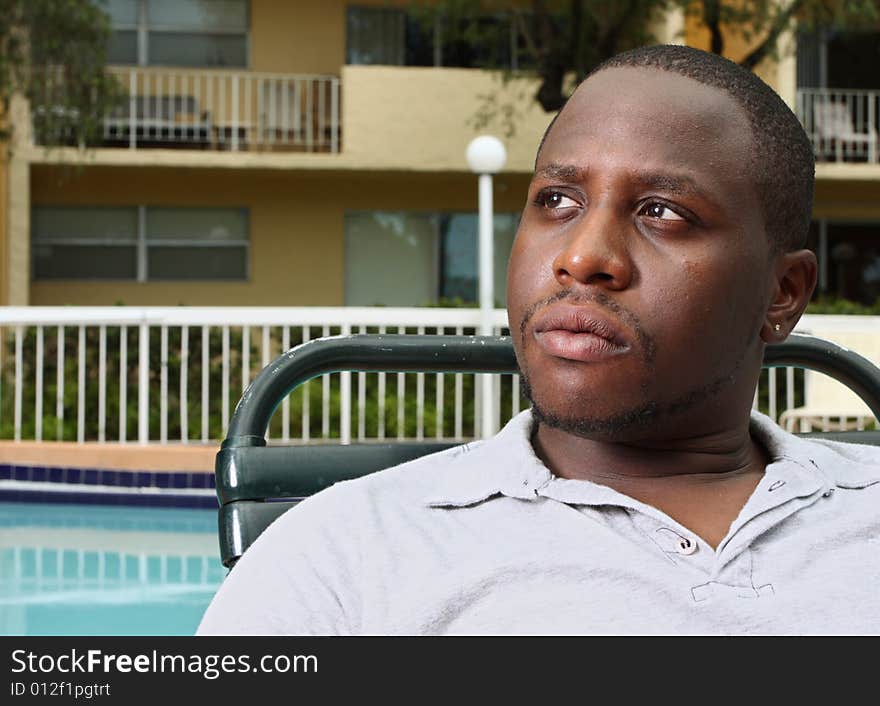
[773,323,781,332]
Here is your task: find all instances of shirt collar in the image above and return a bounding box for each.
[423,409,550,507]
[748,409,880,489]
[423,408,879,509]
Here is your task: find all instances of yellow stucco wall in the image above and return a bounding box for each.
[341,65,552,172]
[250,0,437,74]
[250,0,346,74]
[0,140,6,306]
[249,0,553,170]
[813,179,880,221]
[29,165,532,306]
[6,94,30,305]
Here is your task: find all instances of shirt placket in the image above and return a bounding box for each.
[542,457,831,604]
[625,509,718,575]
[700,458,829,600]
[541,479,723,579]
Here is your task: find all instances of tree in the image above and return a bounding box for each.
[415,1,880,116]
[0,0,124,148]
[685,0,878,72]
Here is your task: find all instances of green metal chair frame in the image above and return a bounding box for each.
[214,333,880,569]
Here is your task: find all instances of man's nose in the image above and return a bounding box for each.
[551,205,633,290]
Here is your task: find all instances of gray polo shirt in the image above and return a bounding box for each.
[197,409,880,636]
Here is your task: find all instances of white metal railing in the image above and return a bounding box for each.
[0,307,513,446]
[36,67,341,153]
[797,88,880,163]
[0,308,876,445]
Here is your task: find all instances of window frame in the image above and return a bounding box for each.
[32,204,251,283]
[345,5,529,71]
[343,209,519,307]
[105,0,251,69]
[809,217,880,304]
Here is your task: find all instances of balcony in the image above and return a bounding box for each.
[24,64,554,174]
[797,88,880,164]
[26,65,550,173]
[36,67,340,153]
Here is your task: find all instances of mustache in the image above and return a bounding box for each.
[519,289,656,363]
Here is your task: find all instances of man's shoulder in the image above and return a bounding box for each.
[796,433,880,481]
[751,410,880,488]
[291,409,536,516]
[232,439,492,576]
[754,411,880,483]
[309,437,491,510]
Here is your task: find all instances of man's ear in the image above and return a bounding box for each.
[760,249,818,343]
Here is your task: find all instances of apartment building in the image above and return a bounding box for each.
[795,25,880,305]
[1,1,878,309]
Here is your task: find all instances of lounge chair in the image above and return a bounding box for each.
[104,94,213,147]
[213,333,880,569]
[780,328,880,432]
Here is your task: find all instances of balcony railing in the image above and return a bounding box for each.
[797,88,880,163]
[0,308,876,445]
[36,67,340,153]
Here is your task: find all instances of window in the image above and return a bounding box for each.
[344,211,518,307]
[346,6,406,66]
[797,27,880,90]
[346,6,531,70]
[32,206,249,281]
[102,0,249,68]
[32,207,138,280]
[807,220,880,305]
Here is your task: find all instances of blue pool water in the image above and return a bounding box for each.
[0,502,227,636]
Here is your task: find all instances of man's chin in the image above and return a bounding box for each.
[520,371,662,440]
[529,398,659,440]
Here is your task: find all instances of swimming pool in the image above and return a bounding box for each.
[0,501,226,636]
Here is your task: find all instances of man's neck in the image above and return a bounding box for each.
[531,416,770,548]
[531,415,768,483]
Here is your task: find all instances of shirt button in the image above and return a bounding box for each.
[823,488,835,498]
[676,537,697,555]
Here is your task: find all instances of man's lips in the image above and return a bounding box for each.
[531,304,632,362]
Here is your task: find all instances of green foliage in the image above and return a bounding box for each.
[412,0,669,116]
[417,0,880,129]
[806,294,880,315]
[681,0,880,69]
[425,297,478,308]
[0,0,125,147]
[0,325,526,443]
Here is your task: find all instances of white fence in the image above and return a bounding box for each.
[0,308,876,445]
[797,88,880,163]
[0,306,514,445]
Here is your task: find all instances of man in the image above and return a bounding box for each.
[198,45,880,635]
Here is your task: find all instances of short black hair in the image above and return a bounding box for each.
[537,44,815,253]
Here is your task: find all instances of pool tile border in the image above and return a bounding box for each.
[0,462,218,509]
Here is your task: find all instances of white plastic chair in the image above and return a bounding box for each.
[779,329,880,432]
[813,100,878,163]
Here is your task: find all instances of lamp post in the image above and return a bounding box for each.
[466,134,507,439]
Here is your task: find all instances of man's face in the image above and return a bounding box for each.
[507,66,777,442]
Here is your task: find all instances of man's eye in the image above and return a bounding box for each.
[642,202,685,221]
[536,191,579,210]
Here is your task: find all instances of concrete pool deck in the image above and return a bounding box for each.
[0,441,216,473]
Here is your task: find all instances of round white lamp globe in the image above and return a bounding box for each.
[466,135,507,174]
